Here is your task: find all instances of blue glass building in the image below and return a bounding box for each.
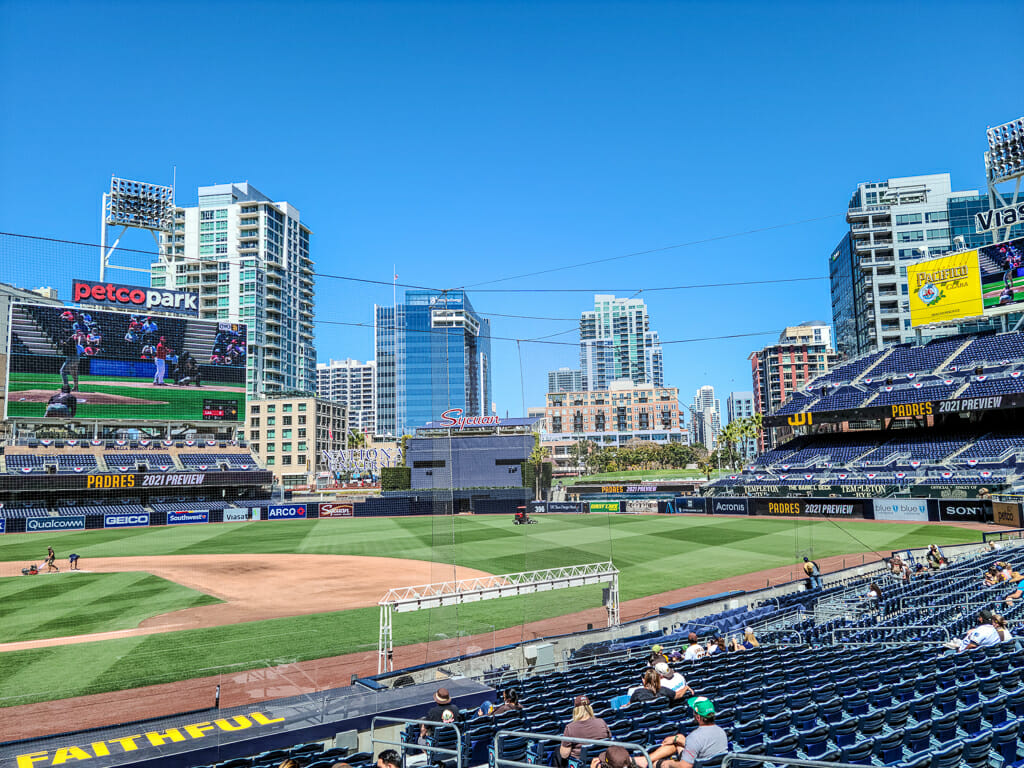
[374,290,492,436]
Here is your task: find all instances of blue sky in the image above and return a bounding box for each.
[1,0,1021,419]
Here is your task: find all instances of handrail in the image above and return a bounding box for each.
[830,624,950,644]
[492,729,653,768]
[723,753,878,768]
[371,716,464,767]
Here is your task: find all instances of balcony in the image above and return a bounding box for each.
[846,204,892,221]
[854,238,894,251]
[850,222,890,233]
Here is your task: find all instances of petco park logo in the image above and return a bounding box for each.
[72,278,199,316]
[268,505,306,520]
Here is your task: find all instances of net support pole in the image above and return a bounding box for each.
[378,603,393,674]
[606,571,620,627]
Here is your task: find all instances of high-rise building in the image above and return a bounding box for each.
[548,367,583,393]
[374,290,491,437]
[153,182,315,396]
[749,321,838,450]
[246,394,346,488]
[579,295,663,391]
[829,173,1023,359]
[316,359,376,436]
[726,391,757,460]
[691,385,721,450]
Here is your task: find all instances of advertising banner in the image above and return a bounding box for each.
[547,501,585,514]
[937,499,989,523]
[222,508,254,522]
[711,498,749,516]
[589,501,620,514]
[167,510,209,525]
[104,512,150,528]
[318,503,353,518]
[26,516,85,532]
[992,501,1023,528]
[625,499,659,513]
[6,303,246,422]
[668,497,706,513]
[268,504,307,520]
[753,499,865,518]
[872,499,929,522]
[72,279,199,316]
[907,251,984,328]
[0,518,5,534]
[980,236,1024,314]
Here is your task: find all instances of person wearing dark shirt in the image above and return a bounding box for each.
[420,687,461,742]
[45,386,77,418]
[59,334,80,391]
[628,668,673,705]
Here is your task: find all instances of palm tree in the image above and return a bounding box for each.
[696,455,715,482]
[528,444,550,500]
[347,430,366,449]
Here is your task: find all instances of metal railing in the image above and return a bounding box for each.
[492,730,654,768]
[829,623,950,644]
[723,754,877,768]
[371,716,464,767]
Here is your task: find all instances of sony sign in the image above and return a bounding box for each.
[975,203,1024,233]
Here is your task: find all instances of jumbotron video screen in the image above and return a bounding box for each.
[5,303,246,422]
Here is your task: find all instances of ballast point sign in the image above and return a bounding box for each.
[72,278,199,316]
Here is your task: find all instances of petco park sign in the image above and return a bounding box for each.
[72,278,199,316]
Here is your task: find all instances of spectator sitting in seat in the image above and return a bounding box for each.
[866,582,882,608]
[947,609,1001,653]
[705,636,726,656]
[590,745,637,768]
[377,750,401,768]
[649,644,669,666]
[419,687,461,743]
[927,544,945,570]
[984,566,1003,587]
[654,661,694,700]
[557,695,611,767]
[634,697,727,768]
[992,613,1014,643]
[682,633,705,661]
[477,687,522,716]
[627,667,672,705]
[278,759,305,768]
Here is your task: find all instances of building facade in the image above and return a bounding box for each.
[749,322,838,450]
[726,391,757,460]
[691,385,721,450]
[374,290,491,437]
[579,295,663,390]
[246,394,346,487]
[829,173,1024,358]
[547,367,583,393]
[542,381,685,449]
[153,182,315,396]
[316,358,376,436]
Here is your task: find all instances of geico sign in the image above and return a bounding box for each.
[104,514,149,528]
[72,279,199,315]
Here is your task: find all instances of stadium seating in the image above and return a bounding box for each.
[179,453,260,469]
[105,452,176,470]
[54,504,148,516]
[949,331,1024,368]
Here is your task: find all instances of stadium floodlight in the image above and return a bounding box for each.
[100,175,176,281]
[985,117,1024,244]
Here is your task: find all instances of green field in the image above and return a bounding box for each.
[0,515,982,707]
[5,372,244,421]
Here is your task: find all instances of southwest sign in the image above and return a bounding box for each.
[72,278,199,316]
[167,510,209,525]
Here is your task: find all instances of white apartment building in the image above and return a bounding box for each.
[691,385,721,450]
[153,182,315,396]
[316,358,376,436]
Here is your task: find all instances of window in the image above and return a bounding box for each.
[298,403,307,411]
[895,213,922,225]
[897,231,923,242]
[251,444,259,453]
[249,430,259,440]
[413,460,446,468]
[282,443,292,452]
[282,455,292,465]
[268,405,275,412]
[298,415,306,425]
[266,456,275,465]
[267,443,275,452]
[927,228,948,240]
[267,417,275,426]
[283,416,292,425]
[298,428,306,438]
[297,455,306,466]
[251,406,260,414]
[298,442,307,451]
[926,211,949,223]
[266,430,275,439]
[200,210,215,221]
[282,429,292,439]
[283,404,293,412]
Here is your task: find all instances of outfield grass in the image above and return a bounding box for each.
[0,572,222,643]
[0,515,983,706]
[6,372,244,421]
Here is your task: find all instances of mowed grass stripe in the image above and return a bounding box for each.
[0,573,222,642]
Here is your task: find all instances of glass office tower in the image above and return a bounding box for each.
[374,290,491,437]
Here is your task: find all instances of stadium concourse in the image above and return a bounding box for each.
[2,538,1023,768]
[707,329,1024,500]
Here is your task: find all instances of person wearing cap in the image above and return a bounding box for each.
[637,697,727,768]
[589,744,637,768]
[419,687,461,742]
[649,644,669,666]
[653,662,693,700]
[802,556,822,590]
[558,695,611,767]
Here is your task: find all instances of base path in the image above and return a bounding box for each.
[0,554,495,652]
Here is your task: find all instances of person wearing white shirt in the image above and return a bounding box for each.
[951,609,1001,653]
[654,662,694,700]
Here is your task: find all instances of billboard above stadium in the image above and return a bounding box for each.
[980,236,1024,315]
[907,251,984,328]
[5,303,246,422]
[72,279,199,317]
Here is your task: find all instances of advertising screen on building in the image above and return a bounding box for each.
[5,303,246,422]
[907,251,984,328]
[980,236,1024,314]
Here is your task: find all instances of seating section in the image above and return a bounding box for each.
[816,349,887,384]
[807,386,868,412]
[949,331,1024,368]
[105,453,175,469]
[959,376,1024,398]
[4,454,99,473]
[179,453,259,469]
[54,504,147,516]
[870,383,958,407]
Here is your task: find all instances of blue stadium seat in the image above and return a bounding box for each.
[929,741,963,768]
[873,729,904,764]
[839,737,875,763]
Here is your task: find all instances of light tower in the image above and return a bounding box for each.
[99,175,175,281]
[985,117,1024,244]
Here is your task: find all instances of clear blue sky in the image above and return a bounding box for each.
[1,0,1021,420]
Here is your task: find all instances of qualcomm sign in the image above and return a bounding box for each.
[322,448,402,474]
[27,516,85,531]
